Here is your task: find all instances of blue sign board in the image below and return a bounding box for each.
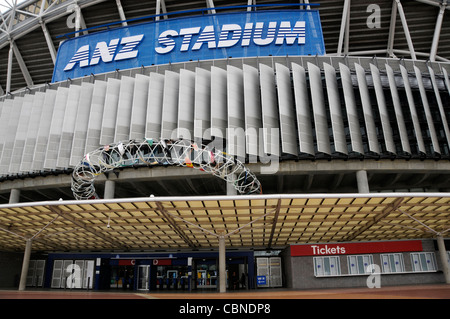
[52,9,325,82]
[257,275,267,286]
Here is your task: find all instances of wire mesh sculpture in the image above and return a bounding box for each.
[71,138,262,200]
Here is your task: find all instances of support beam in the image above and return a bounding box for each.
[430,3,446,62]
[115,0,127,27]
[9,188,20,204]
[6,41,13,92]
[387,0,398,57]
[40,19,57,64]
[343,197,403,241]
[104,180,115,199]
[218,231,226,293]
[18,239,32,291]
[11,40,33,87]
[437,235,450,284]
[356,170,370,193]
[267,199,282,248]
[337,0,350,56]
[395,0,417,60]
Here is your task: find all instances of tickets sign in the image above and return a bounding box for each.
[52,9,325,82]
[290,240,423,257]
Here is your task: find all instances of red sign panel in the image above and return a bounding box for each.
[152,259,172,266]
[118,259,136,266]
[290,240,422,257]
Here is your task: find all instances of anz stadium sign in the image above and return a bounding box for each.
[52,10,325,82]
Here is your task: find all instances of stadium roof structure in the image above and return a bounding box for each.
[0,0,449,94]
[0,193,448,252]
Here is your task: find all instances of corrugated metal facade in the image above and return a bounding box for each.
[0,56,449,179]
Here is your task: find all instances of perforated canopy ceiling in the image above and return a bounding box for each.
[0,193,448,252]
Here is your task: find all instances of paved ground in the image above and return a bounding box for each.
[0,284,448,299]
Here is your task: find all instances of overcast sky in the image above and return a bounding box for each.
[0,0,27,13]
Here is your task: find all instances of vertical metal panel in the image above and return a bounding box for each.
[323,63,347,155]
[10,95,33,173]
[146,72,164,139]
[385,64,411,154]
[85,80,107,154]
[259,63,280,157]
[177,69,195,140]
[32,89,58,171]
[114,76,135,142]
[20,92,45,172]
[194,67,211,141]
[129,74,150,140]
[355,63,380,154]
[0,97,23,175]
[428,66,450,149]
[339,63,364,155]
[69,82,94,167]
[227,65,246,159]
[399,65,426,154]
[291,63,314,156]
[44,86,78,170]
[100,78,121,145]
[307,62,331,155]
[161,70,179,140]
[0,99,13,175]
[55,85,82,169]
[243,64,262,157]
[370,64,396,154]
[414,65,441,155]
[275,63,299,155]
[210,66,227,140]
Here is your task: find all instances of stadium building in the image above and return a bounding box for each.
[0,0,449,293]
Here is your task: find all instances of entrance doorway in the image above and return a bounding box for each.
[137,265,149,290]
[109,265,134,290]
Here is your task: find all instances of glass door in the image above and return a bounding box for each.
[137,265,149,290]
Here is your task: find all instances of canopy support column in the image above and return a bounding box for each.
[437,235,450,284]
[18,239,32,291]
[219,232,226,293]
[356,170,370,193]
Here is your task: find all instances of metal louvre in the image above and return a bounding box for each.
[259,63,280,157]
[161,70,180,140]
[275,63,299,156]
[129,74,150,140]
[355,63,381,155]
[385,64,411,155]
[324,63,347,155]
[226,65,246,159]
[370,64,396,155]
[177,69,195,140]
[69,82,94,167]
[243,64,262,157]
[100,78,121,146]
[85,80,107,154]
[0,57,450,180]
[145,72,165,140]
[0,193,448,251]
[308,62,331,155]
[339,63,364,155]
[413,66,441,155]
[291,63,314,156]
[399,64,426,154]
[114,76,135,143]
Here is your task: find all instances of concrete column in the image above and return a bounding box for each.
[356,170,370,193]
[104,180,115,199]
[227,174,237,196]
[9,188,21,204]
[218,233,226,293]
[18,239,32,291]
[437,235,450,284]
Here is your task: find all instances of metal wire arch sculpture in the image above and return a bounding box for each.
[71,138,262,200]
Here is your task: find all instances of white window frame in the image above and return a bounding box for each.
[313,256,341,277]
[380,253,405,273]
[410,252,437,272]
[347,255,373,275]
